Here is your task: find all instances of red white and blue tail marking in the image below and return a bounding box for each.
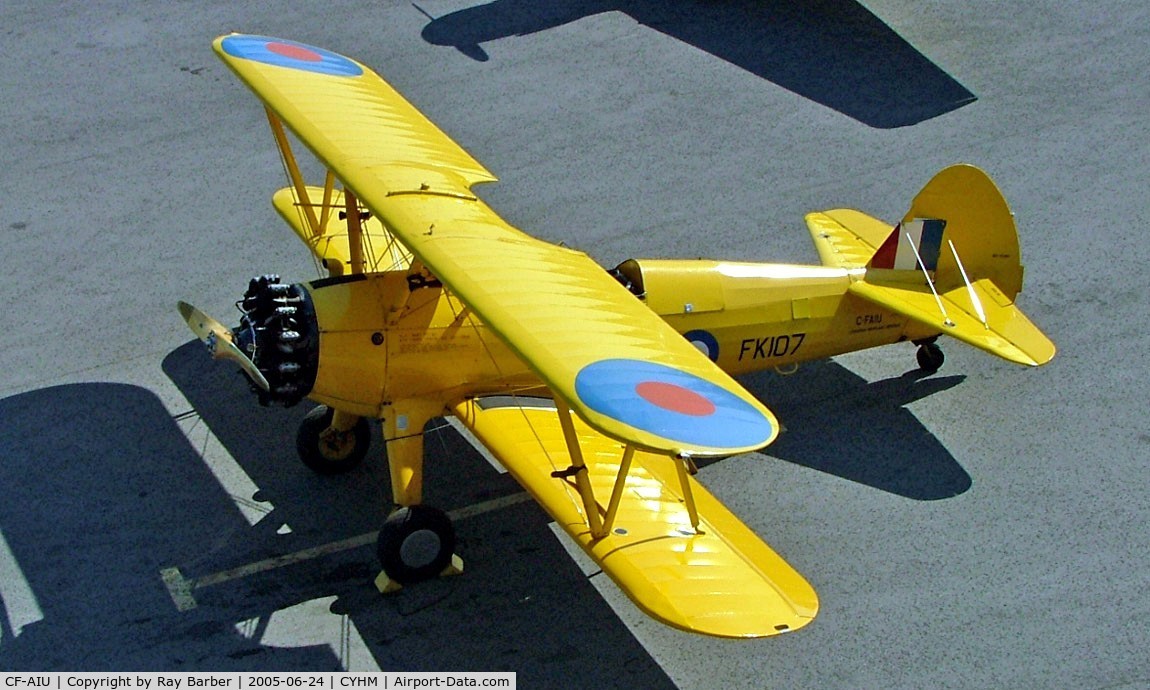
[869,219,947,271]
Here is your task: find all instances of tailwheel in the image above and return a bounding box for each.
[915,340,945,373]
[376,505,459,589]
[296,405,370,474]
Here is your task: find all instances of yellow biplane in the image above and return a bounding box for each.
[179,35,1055,639]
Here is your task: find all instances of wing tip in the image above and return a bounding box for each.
[214,34,366,78]
[572,357,778,456]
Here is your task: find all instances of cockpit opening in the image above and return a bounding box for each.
[608,259,646,298]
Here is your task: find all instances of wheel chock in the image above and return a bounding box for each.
[441,553,464,577]
[374,554,464,594]
[374,571,403,594]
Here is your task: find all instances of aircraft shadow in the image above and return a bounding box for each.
[418,0,976,128]
[159,341,675,686]
[0,382,343,670]
[739,358,973,500]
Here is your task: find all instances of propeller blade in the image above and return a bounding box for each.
[177,301,270,391]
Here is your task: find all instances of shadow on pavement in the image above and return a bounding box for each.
[740,358,972,500]
[160,341,675,686]
[0,382,341,670]
[419,0,976,128]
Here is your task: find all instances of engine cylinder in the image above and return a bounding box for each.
[234,274,319,406]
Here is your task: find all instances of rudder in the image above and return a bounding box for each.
[867,164,1024,299]
[854,165,1054,367]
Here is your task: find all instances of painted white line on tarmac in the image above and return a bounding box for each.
[171,408,278,528]
[442,416,507,473]
[160,491,532,610]
[0,527,44,643]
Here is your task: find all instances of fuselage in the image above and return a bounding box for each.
[297,258,938,418]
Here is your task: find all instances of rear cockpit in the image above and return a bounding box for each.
[608,259,646,298]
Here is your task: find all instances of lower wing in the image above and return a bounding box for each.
[452,397,819,638]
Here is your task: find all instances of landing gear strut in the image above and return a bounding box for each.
[370,401,464,591]
[915,339,945,373]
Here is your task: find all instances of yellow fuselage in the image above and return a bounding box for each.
[635,260,937,375]
[302,259,938,418]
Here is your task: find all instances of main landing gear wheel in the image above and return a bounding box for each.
[377,505,456,586]
[916,341,945,373]
[296,405,370,475]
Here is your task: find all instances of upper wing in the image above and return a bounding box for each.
[453,397,818,638]
[215,34,777,456]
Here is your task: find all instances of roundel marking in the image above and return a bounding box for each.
[683,329,719,362]
[267,42,323,63]
[574,359,773,449]
[635,381,716,417]
[220,35,364,77]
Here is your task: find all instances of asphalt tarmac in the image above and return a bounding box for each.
[2,1,1147,687]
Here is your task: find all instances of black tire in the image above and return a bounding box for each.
[916,342,945,373]
[377,505,456,584]
[296,405,370,474]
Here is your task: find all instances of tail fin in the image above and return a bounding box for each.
[867,164,1024,299]
[851,165,1055,366]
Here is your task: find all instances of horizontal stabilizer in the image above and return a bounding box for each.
[806,209,892,269]
[453,398,818,638]
[850,277,1055,366]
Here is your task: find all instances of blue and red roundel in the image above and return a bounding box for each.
[220,35,363,77]
[683,329,720,362]
[574,359,773,449]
